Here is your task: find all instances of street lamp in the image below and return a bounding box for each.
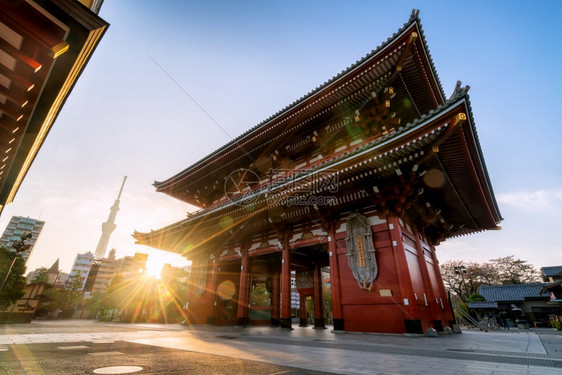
[0,232,32,298]
[453,265,467,275]
[453,265,467,300]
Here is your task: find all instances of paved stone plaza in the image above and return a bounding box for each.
[1,320,562,374]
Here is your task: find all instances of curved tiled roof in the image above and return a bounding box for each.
[134,88,500,251]
[468,301,498,309]
[541,266,562,277]
[154,9,446,190]
[479,283,550,302]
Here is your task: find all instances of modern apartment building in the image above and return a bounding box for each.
[84,250,148,295]
[69,251,95,289]
[0,216,45,263]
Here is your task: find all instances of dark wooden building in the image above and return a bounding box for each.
[0,0,108,214]
[134,10,502,334]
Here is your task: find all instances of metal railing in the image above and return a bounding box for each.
[451,301,490,331]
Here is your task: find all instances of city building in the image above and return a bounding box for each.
[119,252,148,276]
[25,258,59,285]
[26,267,47,284]
[84,250,148,295]
[0,0,108,214]
[134,11,502,334]
[54,272,69,288]
[161,263,190,284]
[77,0,104,13]
[87,249,117,295]
[69,251,94,289]
[0,216,44,263]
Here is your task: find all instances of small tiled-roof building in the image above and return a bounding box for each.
[541,266,562,282]
[541,281,562,324]
[467,301,498,309]
[479,283,559,325]
[542,281,562,303]
[0,282,52,323]
[480,283,549,302]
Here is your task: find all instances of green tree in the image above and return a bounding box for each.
[31,268,50,284]
[42,288,66,312]
[0,246,26,307]
[441,256,540,303]
[467,293,486,302]
[101,274,126,310]
[489,256,539,284]
[42,273,86,316]
[440,261,491,303]
[85,291,104,315]
[65,273,85,307]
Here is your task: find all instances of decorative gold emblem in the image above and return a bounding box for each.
[345,213,378,291]
[356,236,366,267]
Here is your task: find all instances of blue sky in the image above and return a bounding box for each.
[2,0,561,274]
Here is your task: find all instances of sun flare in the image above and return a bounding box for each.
[145,258,163,279]
[142,251,191,280]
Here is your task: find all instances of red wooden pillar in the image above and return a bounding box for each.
[413,229,441,331]
[327,221,344,330]
[429,245,455,327]
[313,262,326,329]
[270,269,280,326]
[387,216,422,333]
[184,275,194,324]
[236,250,250,326]
[280,234,292,329]
[298,294,308,327]
[206,259,219,325]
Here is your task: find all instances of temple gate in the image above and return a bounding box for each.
[134,10,502,334]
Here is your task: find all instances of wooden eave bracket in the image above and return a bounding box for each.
[0,38,42,73]
[412,111,466,168]
[0,64,34,92]
[379,31,419,95]
[0,84,29,108]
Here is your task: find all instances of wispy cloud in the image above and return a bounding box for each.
[496,189,562,215]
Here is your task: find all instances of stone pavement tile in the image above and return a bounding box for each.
[527,332,548,354]
[489,363,533,370]
[435,365,474,373]
[330,367,356,374]
[528,367,562,375]
[415,360,444,369]
[353,366,384,374]
[455,370,494,375]
[423,368,468,375]
[461,362,499,371]
[490,370,529,375]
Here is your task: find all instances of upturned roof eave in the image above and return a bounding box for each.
[453,87,503,224]
[154,9,446,193]
[0,1,109,212]
[136,92,498,249]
